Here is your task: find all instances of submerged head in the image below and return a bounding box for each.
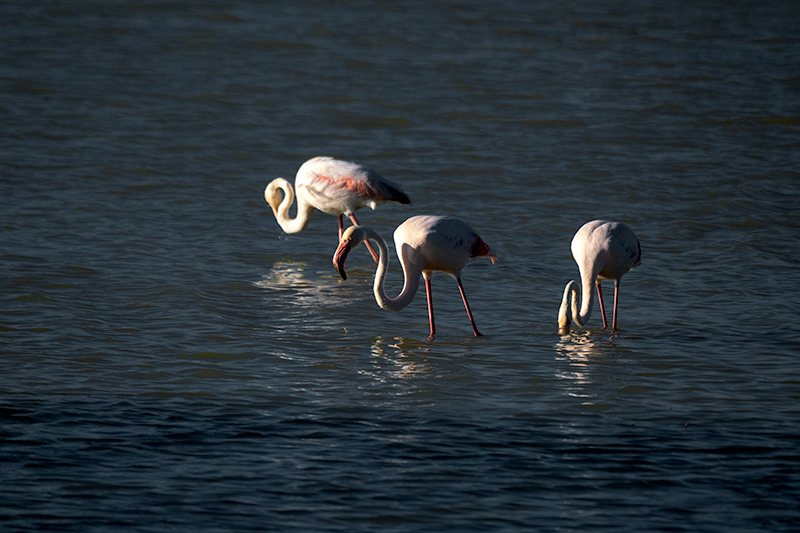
[557,280,579,331]
[332,225,369,281]
[557,305,571,330]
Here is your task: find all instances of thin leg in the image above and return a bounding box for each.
[596,282,608,329]
[612,283,620,331]
[348,213,379,263]
[338,215,344,240]
[425,276,435,340]
[456,278,482,337]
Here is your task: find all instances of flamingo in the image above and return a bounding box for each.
[264,156,411,262]
[333,215,496,340]
[558,220,641,332]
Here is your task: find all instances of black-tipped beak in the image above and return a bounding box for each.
[333,240,351,281]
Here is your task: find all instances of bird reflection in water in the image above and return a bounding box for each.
[554,331,619,403]
[254,260,310,289]
[555,330,619,360]
[362,337,435,381]
[254,260,347,316]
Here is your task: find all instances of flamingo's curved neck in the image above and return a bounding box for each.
[559,276,595,328]
[272,180,315,234]
[365,228,421,312]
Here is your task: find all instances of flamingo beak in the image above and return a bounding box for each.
[333,240,352,281]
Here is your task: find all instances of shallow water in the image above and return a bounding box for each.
[2,1,800,531]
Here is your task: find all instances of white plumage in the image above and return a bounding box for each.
[558,220,641,331]
[333,215,496,339]
[265,156,410,262]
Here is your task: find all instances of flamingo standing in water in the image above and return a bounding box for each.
[264,156,411,262]
[333,215,496,340]
[558,220,641,332]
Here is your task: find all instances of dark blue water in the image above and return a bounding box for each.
[2,1,799,531]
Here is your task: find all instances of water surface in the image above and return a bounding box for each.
[2,1,799,531]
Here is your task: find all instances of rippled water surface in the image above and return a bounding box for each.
[2,1,800,531]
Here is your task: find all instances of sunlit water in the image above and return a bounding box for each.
[2,1,799,531]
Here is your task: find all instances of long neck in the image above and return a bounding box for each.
[364,228,421,312]
[271,179,315,234]
[559,277,594,328]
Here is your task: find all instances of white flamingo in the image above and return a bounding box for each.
[264,156,411,262]
[558,220,641,331]
[333,215,496,339]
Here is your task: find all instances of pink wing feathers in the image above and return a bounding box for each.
[299,157,410,214]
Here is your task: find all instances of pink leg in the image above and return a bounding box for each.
[596,282,608,329]
[348,213,379,263]
[456,278,482,337]
[425,276,436,340]
[612,283,620,331]
[338,215,344,240]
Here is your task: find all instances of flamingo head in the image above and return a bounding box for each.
[557,280,579,332]
[332,226,368,281]
[557,307,571,330]
[264,179,286,212]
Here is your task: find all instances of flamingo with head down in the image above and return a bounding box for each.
[333,215,496,340]
[264,156,411,262]
[558,220,641,332]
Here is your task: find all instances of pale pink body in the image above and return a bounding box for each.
[558,220,641,331]
[333,215,495,339]
[264,156,410,261]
